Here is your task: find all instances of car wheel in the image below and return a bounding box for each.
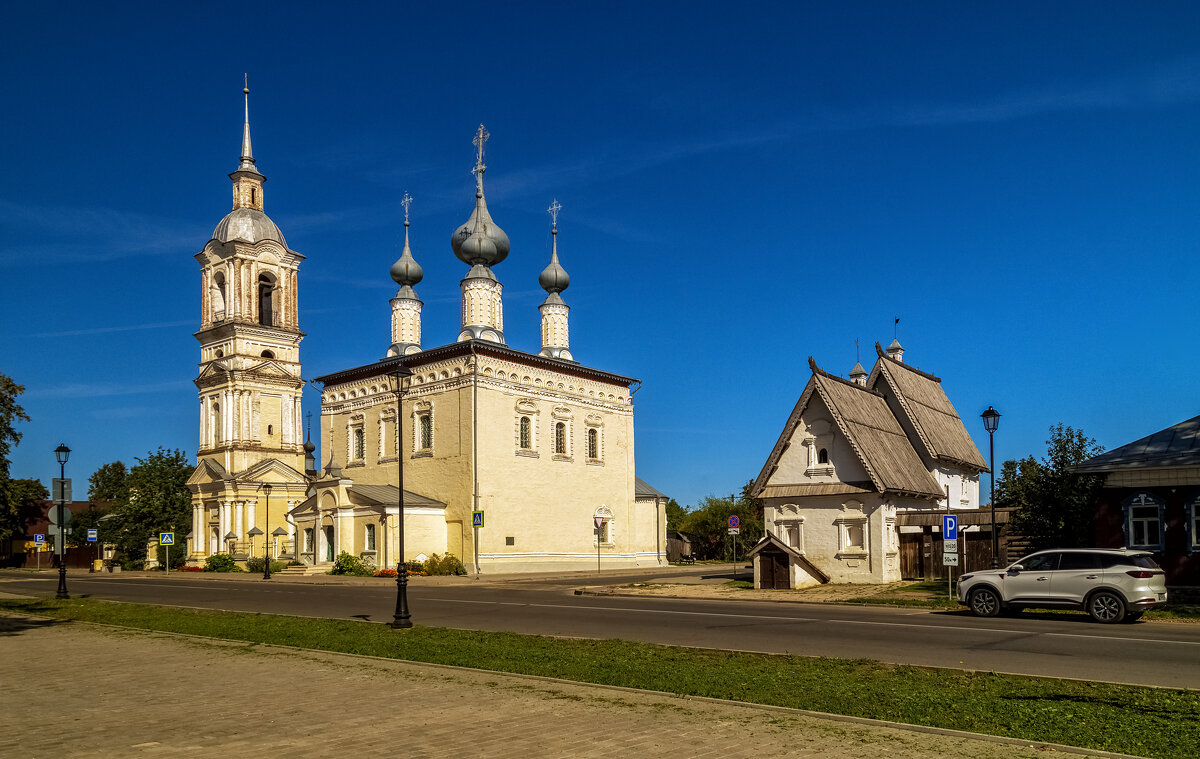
[969,587,1002,617]
[1087,590,1126,624]
[1123,611,1144,624]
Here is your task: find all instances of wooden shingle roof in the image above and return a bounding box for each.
[868,343,988,473]
[752,359,943,500]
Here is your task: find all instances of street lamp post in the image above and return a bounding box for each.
[981,406,1001,568]
[54,443,70,599]
[261,483,273,579]
[390,362,414,629]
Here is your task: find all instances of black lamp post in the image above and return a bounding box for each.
[981,406,1001,568]
[390,362,414,629]
[54,443,70,599]
[261,483,273,579]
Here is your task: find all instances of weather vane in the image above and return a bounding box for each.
[401,192,412,224]
[471,124,489,181]
[548,198,561,229]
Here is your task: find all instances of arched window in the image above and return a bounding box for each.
[365,523,376,551]
[555,422,566,454]
[250,187,256,205]
[303,528,314,553]
[260,350,274,359]
[258,274,274,326]
[212,403,221,444]
[818,448,829,464]
[587,428,598,460]
[211,272,226,320]
[353,428,365,461]
[519,416,532,449]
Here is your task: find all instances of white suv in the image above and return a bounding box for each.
[957,548,1167,623]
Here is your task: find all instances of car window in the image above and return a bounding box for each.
[1018,553,1059,571]
[1058,553,1103,570]
[1100,554,1161,569]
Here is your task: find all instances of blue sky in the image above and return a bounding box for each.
[2,2,1199,508]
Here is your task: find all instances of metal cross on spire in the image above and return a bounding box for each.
[548,198,562,230]
[401,192,413,224]
[471,124,489,185]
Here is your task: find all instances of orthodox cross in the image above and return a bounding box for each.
[471,124,489,183]
[401,192,413,224]
[548,198,561,230]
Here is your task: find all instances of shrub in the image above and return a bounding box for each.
[329,552,374,577]
[286,560,304,567]
[121,558,145,571]
[204,553,243,573]
[424,553,467,576]
[179,565,204,572]
[245,557,287,574]
[374,568,398,578]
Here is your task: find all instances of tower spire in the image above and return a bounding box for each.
[238,74,257,173]
[389,192,424,357]
[538,198,573,361]
[471,124,489,193]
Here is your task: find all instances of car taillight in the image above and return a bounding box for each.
[1125,570,1155,579]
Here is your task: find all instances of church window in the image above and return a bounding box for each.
[353,429,365,461]
[587,428,598,460]
[818,448,829,465]
[258,274,275,326]
[365,524,376,552]
[267,425,273,436]
[419,413,432,451]
[519,416,532,449]
[215,349,223,358]
[555,422,566,455]
[211,272,226,321]
[303,528,314,553]
[250,187,256,205]
[212,402,221,445]
[261,350,274,358]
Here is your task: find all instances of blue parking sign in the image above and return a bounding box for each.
[942,514,958,540]
[87,528,98,542]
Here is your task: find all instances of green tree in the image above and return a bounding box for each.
[678,492,763,560]
[665,498,688,530]
[88,461,129,509]
[108,448,192,560]
[0,373,33,546]
[997,424,1105,551]
[1,478,49,549]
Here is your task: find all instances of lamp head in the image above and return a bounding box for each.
[981,406,1001,433]
[54,443,71,464]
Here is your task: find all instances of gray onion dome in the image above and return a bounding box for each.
[390,220,423,287]
[539,228,570,294]
[303,436,316,454]
[451,190,510,267]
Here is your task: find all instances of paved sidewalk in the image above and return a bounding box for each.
[0,613,1124,758]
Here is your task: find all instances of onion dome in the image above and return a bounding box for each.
[303,436,316,455]
[450,124,510,267]
[539,203,569,295]
[211,208,287,246]
[390,196,423,289]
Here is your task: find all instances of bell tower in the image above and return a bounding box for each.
[187,81,308,565]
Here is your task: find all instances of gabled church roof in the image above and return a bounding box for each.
[752,359,944,500]
[1075,414,1200,473]
[868,343,988,473]
[635,477,668,500]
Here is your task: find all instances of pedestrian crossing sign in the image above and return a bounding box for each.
[159,532,174,545]
[472,511,484,528]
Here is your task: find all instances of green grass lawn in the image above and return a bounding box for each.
[2,596,1197,758]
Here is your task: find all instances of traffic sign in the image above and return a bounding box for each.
[727,527,740,535]
[33,534,45,545]
[943,553,959,566]
[159,532,174,545]
[472,510,484,528]
[87,529,98,542]
[943,538,958,553]
[728,515,740,529]
[942,514,958,540]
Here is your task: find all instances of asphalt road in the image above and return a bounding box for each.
[4,572,1199,690]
